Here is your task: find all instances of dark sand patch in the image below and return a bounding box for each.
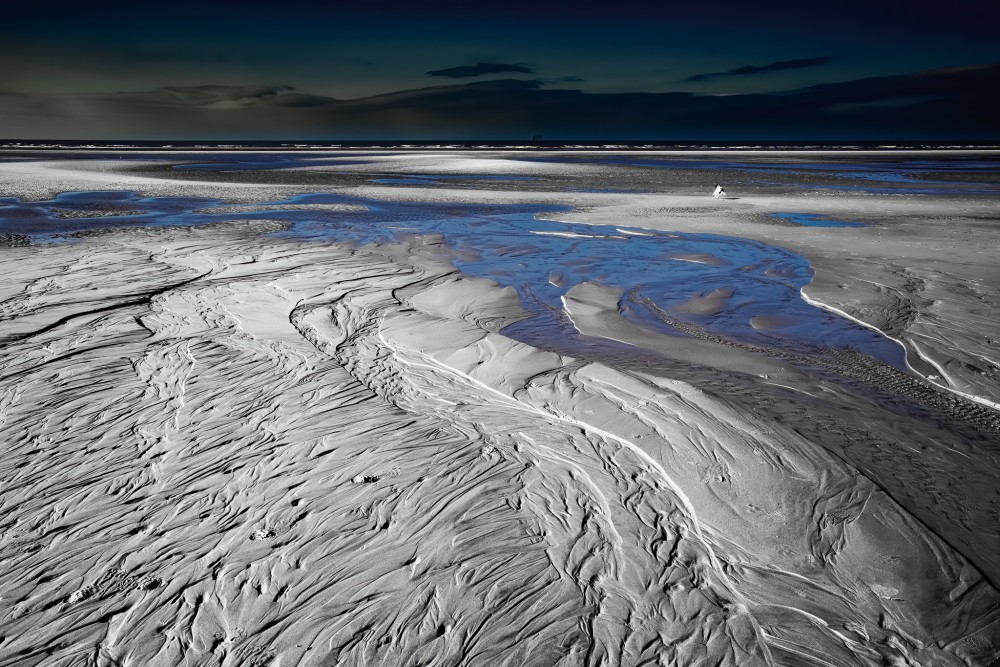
[673,286,736,315]
[750,314,803,329]
[52,208,144,219]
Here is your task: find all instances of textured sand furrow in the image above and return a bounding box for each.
[1,236,720,665]
[289,266,996,665]
[560,368,1000,663]
[0,235,996,666]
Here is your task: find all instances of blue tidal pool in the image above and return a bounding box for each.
[0,190,906,369]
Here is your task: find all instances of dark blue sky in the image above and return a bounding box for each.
[2,0,998,138]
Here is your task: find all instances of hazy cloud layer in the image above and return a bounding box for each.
[687,57,832,81]
[1,64,997,140]
[427,63,534,78]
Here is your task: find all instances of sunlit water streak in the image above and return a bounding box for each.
[0,190,906,368]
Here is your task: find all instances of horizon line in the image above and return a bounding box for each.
[4,139,1000,150]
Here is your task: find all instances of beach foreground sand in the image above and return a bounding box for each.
[0,152,998,666]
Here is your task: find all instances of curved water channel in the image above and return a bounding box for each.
[0,190,907,369]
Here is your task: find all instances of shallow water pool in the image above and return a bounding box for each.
[0,190,907,368]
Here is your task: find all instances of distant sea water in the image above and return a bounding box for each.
[2,139,1000,151]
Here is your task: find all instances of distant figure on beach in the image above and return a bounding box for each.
[712,185,726,199]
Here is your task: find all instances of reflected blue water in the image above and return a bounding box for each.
[0,190,906,369]
[770,212,866,228]
[0,191,224,236]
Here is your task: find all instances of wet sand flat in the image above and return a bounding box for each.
[0,150,998,666]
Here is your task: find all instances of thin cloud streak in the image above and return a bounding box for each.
[427,63,534,78]
[687,56,833,81]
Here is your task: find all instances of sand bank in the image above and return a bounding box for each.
[1,152,999,665]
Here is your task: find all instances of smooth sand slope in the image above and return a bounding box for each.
[0,152,998,666]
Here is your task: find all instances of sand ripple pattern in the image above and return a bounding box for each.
[0,229,998,666]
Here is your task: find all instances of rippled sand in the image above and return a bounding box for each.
[1,151,998,666]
